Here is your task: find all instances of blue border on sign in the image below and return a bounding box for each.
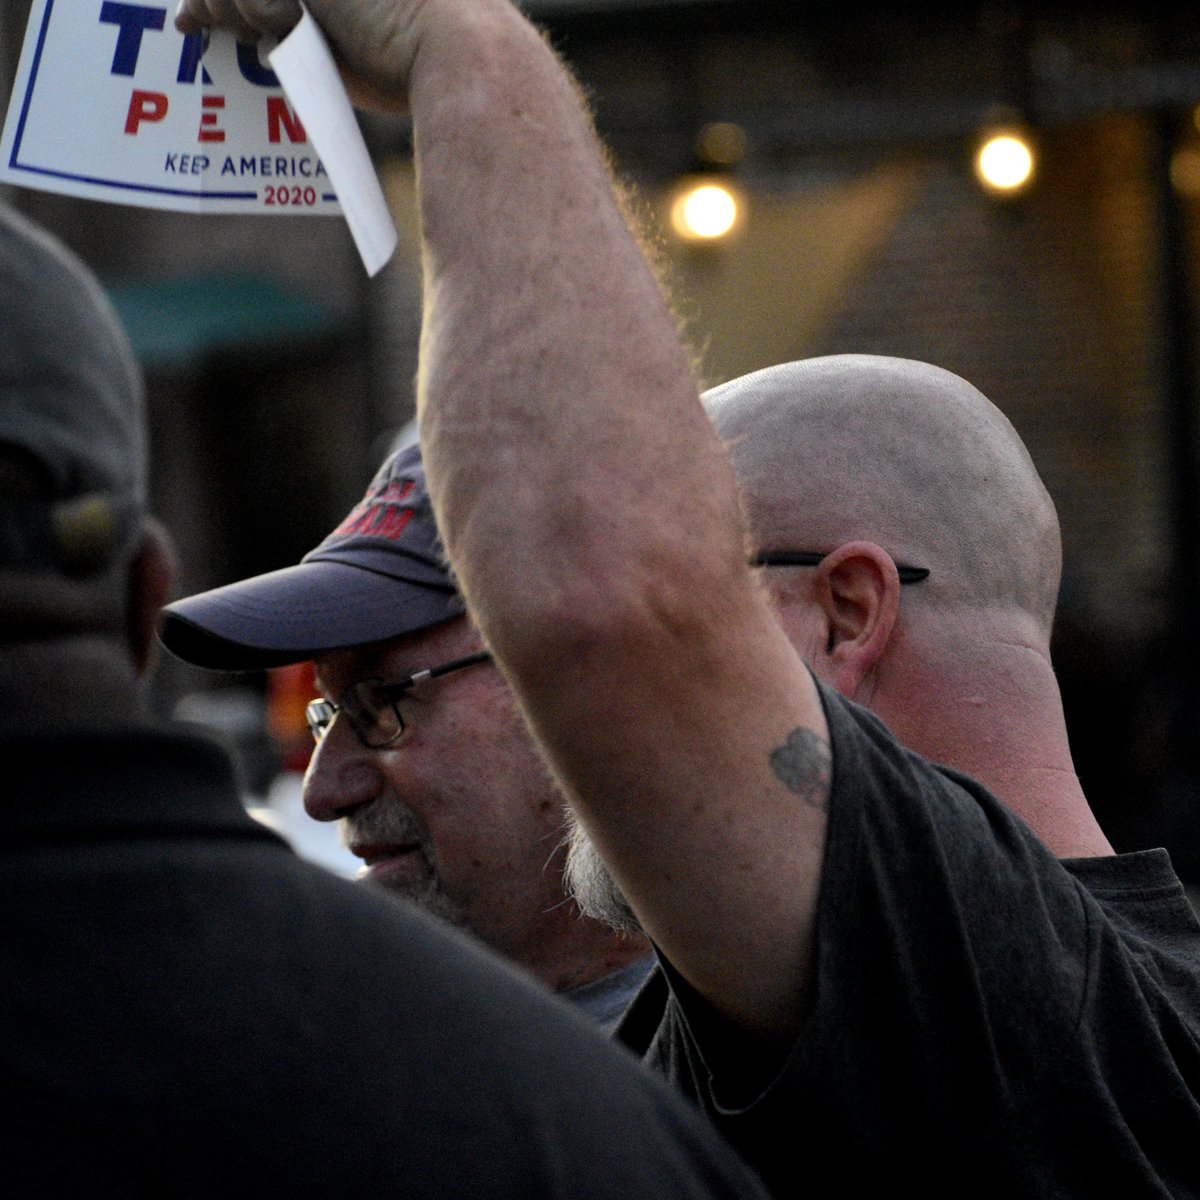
[3,0,340,205]
[13,161,258,200]
[7,0,56,167]
[7,0,256,199]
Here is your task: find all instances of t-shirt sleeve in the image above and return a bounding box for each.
[642,679,1099,1178]
[793,680,1093,1100]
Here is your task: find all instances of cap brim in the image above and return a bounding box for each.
[158,559,464,671]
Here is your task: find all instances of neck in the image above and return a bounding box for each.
[543,921,652,995]
[875,625,1114,859]
[516,876,652,993]
[0,636,147,735]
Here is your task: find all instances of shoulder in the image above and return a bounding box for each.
[7,799,766,1199]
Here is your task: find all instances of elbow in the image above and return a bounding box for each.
[476,546,751,693]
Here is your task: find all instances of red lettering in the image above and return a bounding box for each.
[124,89,168,135]
[380,480,415,504]
[344,508,379,536]
[332,481,418,538]
[198,94,226,144]
[333,505,369,536]
[374,508,414,540]
[267,96,306,145]
[334,501,416,541]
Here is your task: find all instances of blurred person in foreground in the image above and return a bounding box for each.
[159,440,652,1030]
[0,203,770,1199]
[177,2,1200,1197]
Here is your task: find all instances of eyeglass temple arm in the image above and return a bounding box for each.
[750,550,929,584]
[403,650,493,688]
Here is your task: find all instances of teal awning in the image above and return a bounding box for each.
[105,273,341,370]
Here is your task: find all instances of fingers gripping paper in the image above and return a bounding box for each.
[0,1,397,276]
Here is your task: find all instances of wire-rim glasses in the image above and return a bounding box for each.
[305,650,492,749]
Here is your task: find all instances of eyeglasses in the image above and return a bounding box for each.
[751,550,930,584]
[305,650,492,749]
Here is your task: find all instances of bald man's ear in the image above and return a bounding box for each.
[126,518,176,678]
[813,542,900,698]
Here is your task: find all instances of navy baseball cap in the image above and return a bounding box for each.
[158,441,465,670]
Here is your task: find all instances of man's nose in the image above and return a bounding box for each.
[302,718,385,822]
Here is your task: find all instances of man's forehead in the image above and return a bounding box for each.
[313,618,473,689]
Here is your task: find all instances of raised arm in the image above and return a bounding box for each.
[178,0,830,1039]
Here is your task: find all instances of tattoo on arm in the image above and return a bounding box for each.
[769,728,832,812]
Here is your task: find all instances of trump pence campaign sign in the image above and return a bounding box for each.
[0,2,397,273]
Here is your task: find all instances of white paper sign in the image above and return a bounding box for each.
[269,9,397,276]
[0,1,398,274]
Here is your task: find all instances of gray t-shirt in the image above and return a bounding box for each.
[567,955,657,1033]
[619,682,1200,1198]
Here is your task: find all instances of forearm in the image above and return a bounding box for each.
[409,3,747,665]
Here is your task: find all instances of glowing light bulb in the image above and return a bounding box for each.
[671,182,739,241]
[974,132,1036,195]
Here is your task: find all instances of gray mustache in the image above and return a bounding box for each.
[344,802,429,851]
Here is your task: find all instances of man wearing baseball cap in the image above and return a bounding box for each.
[0,202,767,1198]
[159,440,653,1028]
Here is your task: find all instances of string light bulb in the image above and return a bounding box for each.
[669,177,742,242]
[973,124,1037,197]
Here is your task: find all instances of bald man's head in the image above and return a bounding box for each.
[705,355,1061,636]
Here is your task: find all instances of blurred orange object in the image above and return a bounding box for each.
[267,660,317,774]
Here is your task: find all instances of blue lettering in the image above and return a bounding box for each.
[240,157,257,175]
[316,160,327,178]
[236,42,280,88]
[177,31,213,85]
[165,153,210,175]
[100,3,166,77]
[221,156,236,176]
